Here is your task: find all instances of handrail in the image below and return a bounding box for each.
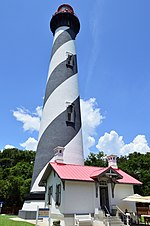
[103,206,111,226]
[116,205,130,226]
[116,205,126,216]
[104,205,110,215]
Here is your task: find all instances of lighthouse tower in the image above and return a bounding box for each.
[31,3,84,193]
[19,4,84,218]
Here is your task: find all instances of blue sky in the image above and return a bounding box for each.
[0,0,150,157]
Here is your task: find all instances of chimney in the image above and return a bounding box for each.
[107,155,118,169]
[54,146,65,163]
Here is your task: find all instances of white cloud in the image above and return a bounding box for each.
[4,144,15,149]
[20,137,38,151]
[87,136,96,148]
[13,106,42,132]
[121,135,150,155]
[96,131,124,155]
[96,131,150,156]
[1,144,15,152]
[80,98,104,156]
[35,106,42,118]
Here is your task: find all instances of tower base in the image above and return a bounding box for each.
[18,192,45,219]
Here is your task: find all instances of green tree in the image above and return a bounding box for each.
[85,151,107,167]
[0,148,35,214]
[118,152,150,196]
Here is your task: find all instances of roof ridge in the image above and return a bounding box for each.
[50,161,105,168]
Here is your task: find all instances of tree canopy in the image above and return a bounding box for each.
[117,152,150,196]
[84,151,107,167]
[0,148,35,214]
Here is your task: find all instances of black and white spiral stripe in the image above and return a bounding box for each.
[31,26,84,192]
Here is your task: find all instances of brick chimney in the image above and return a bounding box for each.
[107,154,118,169]
[54,146,65,163]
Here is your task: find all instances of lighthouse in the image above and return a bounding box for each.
[19,4,84,218]
[31,3,84,193]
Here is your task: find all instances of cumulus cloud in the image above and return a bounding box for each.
[20,137,38,151]
[121,135,150,155]
[4,144,15,149]
[96,131,124,155]
[13,106,42,132]
[96,130,150,156]
[80,98,104,155]
[1,144,15,152]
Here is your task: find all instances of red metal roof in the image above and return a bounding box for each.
[50,162,142,184]
[50,162,102,182]
[115,169,142,184]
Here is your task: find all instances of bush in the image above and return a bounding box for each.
[53,220,60,226]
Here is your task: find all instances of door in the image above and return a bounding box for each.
[100,186,109,212]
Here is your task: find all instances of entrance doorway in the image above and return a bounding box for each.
[99,186,109,212]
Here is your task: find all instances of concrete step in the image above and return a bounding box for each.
[103,216,125,226]
[104,222,125,225]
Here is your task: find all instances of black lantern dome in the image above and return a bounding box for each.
[50,4,80,36]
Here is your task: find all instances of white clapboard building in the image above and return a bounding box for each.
[39,151,142,226]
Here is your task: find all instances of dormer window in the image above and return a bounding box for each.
[66,103,75,123]
[66,52,74,67]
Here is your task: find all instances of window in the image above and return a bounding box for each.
[99,180,107,186]
[66,104,75,123]
[55,184,61,206]
[95,183,98,198]
[66,53,74,67]
[48,185,53,205]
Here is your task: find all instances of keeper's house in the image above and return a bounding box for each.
[39,149,142,226]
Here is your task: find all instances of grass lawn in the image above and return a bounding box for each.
[0,214,34,226]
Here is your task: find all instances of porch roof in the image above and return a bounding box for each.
[48,162,142,185]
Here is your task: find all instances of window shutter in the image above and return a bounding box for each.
[56,184,61,206]
[48,186,53,205]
